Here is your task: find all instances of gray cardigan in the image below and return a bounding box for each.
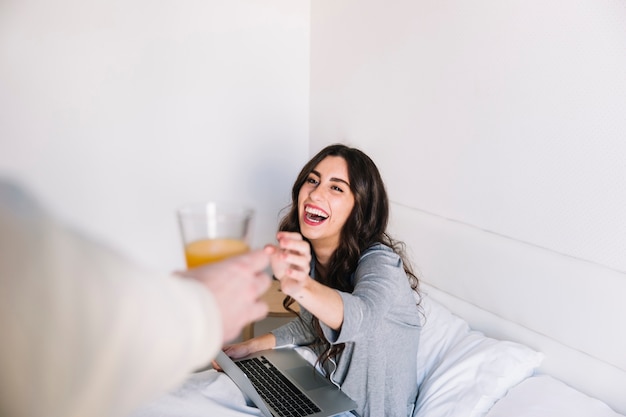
[271,244,421,417]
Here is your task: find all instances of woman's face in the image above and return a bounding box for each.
[298,156,355,251]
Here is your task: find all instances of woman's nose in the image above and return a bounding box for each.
[308,185,324,201]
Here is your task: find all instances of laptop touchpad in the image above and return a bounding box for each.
[285,366,328,390]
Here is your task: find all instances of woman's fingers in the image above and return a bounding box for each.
[276,236,311,273]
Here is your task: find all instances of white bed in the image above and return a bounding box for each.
[388,203,626,417]
[119,199,626,417]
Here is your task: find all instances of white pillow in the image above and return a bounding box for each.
[413,294,544,417]
[485,375,625,417]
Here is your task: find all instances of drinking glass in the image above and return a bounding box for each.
[177,201,254,268]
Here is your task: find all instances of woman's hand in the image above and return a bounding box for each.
[213,334,277,370]
[267,231,312,299]
[266,232,344,330]
[223,340,255,359]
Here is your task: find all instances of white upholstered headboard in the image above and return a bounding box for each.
[388,202,626,414]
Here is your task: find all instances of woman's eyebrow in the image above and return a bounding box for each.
[330,177,350,187]
[311,169,350,187]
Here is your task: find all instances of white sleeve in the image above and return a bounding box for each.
[0,181,222,417]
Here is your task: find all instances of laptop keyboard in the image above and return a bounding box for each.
[236,356,322,417]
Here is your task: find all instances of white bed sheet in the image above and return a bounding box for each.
[128,369,263,417]
[485,375,625,417]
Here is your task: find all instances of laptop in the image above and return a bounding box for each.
[214,348,357,417]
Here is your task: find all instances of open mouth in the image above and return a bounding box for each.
[304,205,329,224]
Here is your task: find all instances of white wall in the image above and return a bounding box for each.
[309,3,626,410]
[309,0,626,274]
[0,0,310,270]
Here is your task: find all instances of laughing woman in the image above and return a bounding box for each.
[226,143,421,417]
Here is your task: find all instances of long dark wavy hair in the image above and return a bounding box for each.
[278,143,420,368]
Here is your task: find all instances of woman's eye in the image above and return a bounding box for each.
[306,177,319,185]
[331,185,343,192]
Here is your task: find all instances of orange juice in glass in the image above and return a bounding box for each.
[177,202,253,268]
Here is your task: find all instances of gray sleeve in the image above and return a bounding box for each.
[320,246,408,344]
[270,307,318,347]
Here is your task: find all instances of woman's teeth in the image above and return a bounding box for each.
[305,207,328,223]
